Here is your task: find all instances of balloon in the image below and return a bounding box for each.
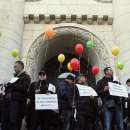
[67,62,72,72]
[75,43,84,55]
[11,49,19,58]
[70,58,80,71]
[111,46,119,56]
[116,62,124,70]
[58,54,65,63]
[86,41,93,49]
[44,27,55,40]
[92,65,100,75]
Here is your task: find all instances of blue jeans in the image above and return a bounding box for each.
[103,105,124,130]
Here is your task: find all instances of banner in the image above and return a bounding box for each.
[35,94,58,110]
[108,82,128,97]
[76,84,98,96]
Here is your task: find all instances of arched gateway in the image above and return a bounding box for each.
[25,26,110,83]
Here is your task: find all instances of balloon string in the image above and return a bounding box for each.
[79,55,81,74]
[44,41,49,62]
[87,48,94,73]
[114,56,120,82]
[87,34,94,74]
[59,63,62,74]
[117,56,120,82]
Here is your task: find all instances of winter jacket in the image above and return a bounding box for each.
[57,80,75,110]
[5,71,31,102]
[75,84,98,119]
[96,76,122,108]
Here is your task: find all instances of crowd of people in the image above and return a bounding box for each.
[0,60,130,130]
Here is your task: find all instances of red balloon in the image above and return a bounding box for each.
[70,58,80,71]
[92,65,100,75]
[75,43,84,55]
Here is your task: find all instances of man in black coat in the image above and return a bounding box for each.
[96,67,124,130]
[75,74,98,130]
[57,75,75,130]
[1,61,31,130]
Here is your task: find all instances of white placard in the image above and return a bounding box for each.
[48,83,56,93]
[35,94,58,110]
[9,77,19,83]
[76,84,98,96]
[128,87,130,94]
[108,82,128,97]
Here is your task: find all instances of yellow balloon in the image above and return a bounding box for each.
[11,49,19,58]
[58,54,65,63]
[67,62,72,72]
[111,46,119,56]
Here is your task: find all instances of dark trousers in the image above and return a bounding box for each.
[75,113,94,130]
[1,100,10,130]
[29,110,45,130]
[25,103,32,130]
[29,109,56,130]
[1,100,25,130]
[60,110,72,130]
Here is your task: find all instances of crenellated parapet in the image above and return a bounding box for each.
[24,14,113,25]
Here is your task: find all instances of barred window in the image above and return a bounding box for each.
[94,0,112,3]
[25,0,41,2]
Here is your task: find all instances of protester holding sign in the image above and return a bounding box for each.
[75,74,98,130]
[28,71,58,130]
[96,67,124,130]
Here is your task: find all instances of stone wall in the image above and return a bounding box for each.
[113,0,130,83]
[0,0,24,83]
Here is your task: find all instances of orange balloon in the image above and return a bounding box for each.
[44,27,55,40]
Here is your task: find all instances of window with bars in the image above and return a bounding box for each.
[94,0,112,3]
[25,0,41,2]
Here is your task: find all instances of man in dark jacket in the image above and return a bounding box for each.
[57,75,75,130]
[1,61,31,130]
[75,74,98,130]
[28,71,58,130]
[96,67,124,130]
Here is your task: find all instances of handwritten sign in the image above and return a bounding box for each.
[35,94,58,110]
[76,84,98,96]
[108,82,128,97]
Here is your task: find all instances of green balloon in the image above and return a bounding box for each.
[11,49,19,58]
[86,41,93,49]
[116,62,124,70]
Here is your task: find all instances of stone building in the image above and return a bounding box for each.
[0,0,129,83]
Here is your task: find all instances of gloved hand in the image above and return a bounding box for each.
[35,89,40,94]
